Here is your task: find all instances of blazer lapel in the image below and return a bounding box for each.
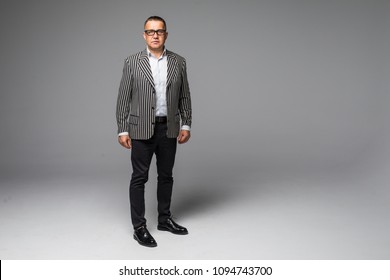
[167,51,178,88]
[138,50,155,89]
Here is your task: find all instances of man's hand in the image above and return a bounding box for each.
[118,135,132,149]
[177,130,191,144]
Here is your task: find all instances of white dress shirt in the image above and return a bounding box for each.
[148,48,168,117]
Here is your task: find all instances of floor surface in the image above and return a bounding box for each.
[1,160,389,260]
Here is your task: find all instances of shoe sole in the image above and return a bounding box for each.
[157,226,188,235]
[133,234,157,247]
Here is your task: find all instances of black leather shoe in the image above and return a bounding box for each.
[158,218,188,235]
[133,226,157,247]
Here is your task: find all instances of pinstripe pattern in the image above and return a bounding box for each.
[116,49,192,140]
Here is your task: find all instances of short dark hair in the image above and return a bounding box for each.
[144,16,167,30]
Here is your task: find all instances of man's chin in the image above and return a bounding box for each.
[149,45,163,51]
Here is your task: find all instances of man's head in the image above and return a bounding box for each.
[143,16,168,53]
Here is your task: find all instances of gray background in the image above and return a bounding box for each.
[0,0,389,259]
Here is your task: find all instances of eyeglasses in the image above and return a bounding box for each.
[144,29,166,36]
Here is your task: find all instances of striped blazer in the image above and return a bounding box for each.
[116,49,192,140]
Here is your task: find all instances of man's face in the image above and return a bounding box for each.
[143,20,168,52]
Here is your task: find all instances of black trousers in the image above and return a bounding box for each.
[129,122,177,229]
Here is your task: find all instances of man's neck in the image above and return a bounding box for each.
[147,47,165,58]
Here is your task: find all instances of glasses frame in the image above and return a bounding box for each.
[144,29,167,36]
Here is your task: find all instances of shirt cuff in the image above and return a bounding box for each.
[181,125,191,131]
[118,132,129,136]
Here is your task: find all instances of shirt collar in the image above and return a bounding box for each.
[146,47,167,59]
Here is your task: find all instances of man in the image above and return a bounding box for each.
[116,16,192,247]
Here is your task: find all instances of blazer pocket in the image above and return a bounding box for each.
[129,115,139,125]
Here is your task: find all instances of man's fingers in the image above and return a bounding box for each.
[118,135,132,149]
[178,131,190,144]
[126,138,132,149]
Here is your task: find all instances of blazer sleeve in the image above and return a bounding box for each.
[116,58,133,134]
[178,58,192,127]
